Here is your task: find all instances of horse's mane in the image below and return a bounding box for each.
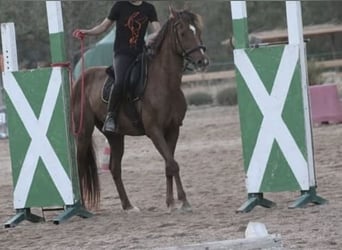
[149,10,203,55]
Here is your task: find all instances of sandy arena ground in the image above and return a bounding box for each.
[0,105,341,250]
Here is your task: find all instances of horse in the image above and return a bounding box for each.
[72,8,209,213]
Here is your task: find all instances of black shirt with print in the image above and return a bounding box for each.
[108,1,158,56]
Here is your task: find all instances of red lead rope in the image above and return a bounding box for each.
[51,36,86,137]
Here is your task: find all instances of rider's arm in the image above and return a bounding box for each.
[150,21,161,33]
[81,18,114,36]
[147,21,161,44]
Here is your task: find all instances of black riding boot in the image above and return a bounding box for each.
[102,85,120,133]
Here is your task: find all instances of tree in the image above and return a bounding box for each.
[0,1,49,68]
[1,1,342,71]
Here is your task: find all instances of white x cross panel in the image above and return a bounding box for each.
[3,68,73,208]
[234,45,309,192]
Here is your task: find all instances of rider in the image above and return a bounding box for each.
[73,0,161,133]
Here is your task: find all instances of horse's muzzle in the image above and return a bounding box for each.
[196,57,210,71]
[192,55,209,72]
[184,45,209,71]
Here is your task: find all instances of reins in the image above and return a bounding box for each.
[71,36,86,137]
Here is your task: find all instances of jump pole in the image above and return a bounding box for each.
[1,1,91,227]
[230,1,327,212]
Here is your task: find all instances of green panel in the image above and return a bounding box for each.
[4,94,31,186]
[49,32,66,63]
[260,141,301,192]
[4,68,80,207]
[236,46,286,172]
[232,18,249,49]
[247,46,285,95]
[25,158,64,207]
[235,71,263,172]
[47,83,70,176]
[235,45,307,193]
[12,69,51,119]
[282,65,307,159]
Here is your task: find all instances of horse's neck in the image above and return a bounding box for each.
[151,36,184,87]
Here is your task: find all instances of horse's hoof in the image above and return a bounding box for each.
[167,203,178,214]
[180,201,192,213]
[180,205,192,213]
[167,201,192,214]
[124,206,140,213]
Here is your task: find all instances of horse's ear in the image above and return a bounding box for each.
[183,2,190,10]
[169,5,177,19]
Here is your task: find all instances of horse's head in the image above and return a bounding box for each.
[169,8,209,71]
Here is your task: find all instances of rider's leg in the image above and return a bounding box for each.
[102,84,120,133]
[102,54,135,133]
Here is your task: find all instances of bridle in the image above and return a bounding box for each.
[173,17,206,71]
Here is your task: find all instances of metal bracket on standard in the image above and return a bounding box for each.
[52,201,93,225]
[237,193,276,213]
[4,208,45,228]
[4,202,92,227]
[289,186,327,209]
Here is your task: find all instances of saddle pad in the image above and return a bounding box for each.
[101,76,112,104]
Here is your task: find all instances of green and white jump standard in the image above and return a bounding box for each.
[230,1,327,212]
[1,1,91,227]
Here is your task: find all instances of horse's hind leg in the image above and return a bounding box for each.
[107,134,137,211]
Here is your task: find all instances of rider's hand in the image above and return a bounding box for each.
[146,33,157,46]
[73,29,85,40]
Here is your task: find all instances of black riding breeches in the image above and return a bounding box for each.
[107,54,136,113]
[112,54,136,96]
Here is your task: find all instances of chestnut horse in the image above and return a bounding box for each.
[72,8,209,212]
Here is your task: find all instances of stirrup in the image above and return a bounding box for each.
[102,114,116,133]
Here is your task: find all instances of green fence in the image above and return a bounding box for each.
[1,1,91,227]
[230,1,326,212]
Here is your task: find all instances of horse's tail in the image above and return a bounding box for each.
[72,70,101,208]
[77,136,100,208]
[71,72,86,137]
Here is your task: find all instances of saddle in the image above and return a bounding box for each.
[102,52,148,103]
[101,52,148,129]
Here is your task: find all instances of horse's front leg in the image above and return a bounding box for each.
[147,127,191,212]
[107,134,138,212]
[165,127,192,212]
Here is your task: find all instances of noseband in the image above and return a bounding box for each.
[182,45,207,58]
